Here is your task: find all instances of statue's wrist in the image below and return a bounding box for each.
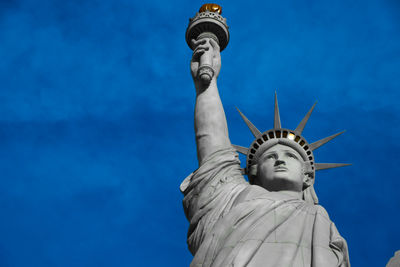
[195,76,217,94]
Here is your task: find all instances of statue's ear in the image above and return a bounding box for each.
[248,164,258,184]
[303,174,313,189]
[303,162,314,189]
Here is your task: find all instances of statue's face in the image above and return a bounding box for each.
[256,144,304,192]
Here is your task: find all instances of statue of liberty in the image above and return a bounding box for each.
[181,4,350,266]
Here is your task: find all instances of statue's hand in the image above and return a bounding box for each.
[190,38,221,85]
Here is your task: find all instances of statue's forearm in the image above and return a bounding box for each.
[195,78,231,165]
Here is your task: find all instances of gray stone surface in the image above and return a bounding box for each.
[182,7,350,266]
[387,251,400,267]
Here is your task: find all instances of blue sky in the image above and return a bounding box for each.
[0,0,399,266]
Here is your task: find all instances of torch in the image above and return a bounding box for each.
[185,4,230,85]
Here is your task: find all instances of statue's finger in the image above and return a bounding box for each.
[191,38,207,47]
[209,38,220,51]
[192,49,205,60]
[193,46,209,57]
[193,49,205,57]
[194,44,210,52]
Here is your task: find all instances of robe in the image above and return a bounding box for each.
[181,148,350,267]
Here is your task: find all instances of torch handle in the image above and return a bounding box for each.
[197,32,219,85]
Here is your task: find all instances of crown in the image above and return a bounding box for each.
[233,93,350,180]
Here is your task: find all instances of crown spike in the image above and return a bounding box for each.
[309,131,345,151]
[236,107,262,137]
[295,102,317,135]
[232,144,249,155]
[274,92,281,129]
[315,163,351,171]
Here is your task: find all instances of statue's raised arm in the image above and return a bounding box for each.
[191,38,230,165]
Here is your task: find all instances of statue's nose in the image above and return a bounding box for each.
[275,159,285,166]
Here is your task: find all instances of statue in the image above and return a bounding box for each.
[387,251,400,267]
[181,4,350,266]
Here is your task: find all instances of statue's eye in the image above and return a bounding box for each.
[265,154,276,160]
[287,153,298,159]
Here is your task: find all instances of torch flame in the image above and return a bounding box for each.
[199,3,222,14]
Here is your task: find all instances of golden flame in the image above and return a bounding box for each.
[199,3,222,14]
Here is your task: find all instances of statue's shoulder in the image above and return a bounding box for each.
[314,204,332,221]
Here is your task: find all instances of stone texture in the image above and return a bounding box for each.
[181,148,349,266]
[387,251,400,267]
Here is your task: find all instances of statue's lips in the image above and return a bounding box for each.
[274,167,288,172]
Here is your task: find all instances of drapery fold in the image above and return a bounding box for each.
[181,147,350,267]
